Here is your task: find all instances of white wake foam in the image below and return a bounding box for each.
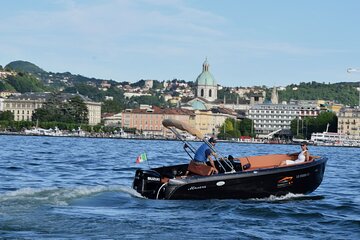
[250,193,307,201]
[0,185,142,206]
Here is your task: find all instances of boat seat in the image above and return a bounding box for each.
[238,154,294,170]
[187,161,215,176]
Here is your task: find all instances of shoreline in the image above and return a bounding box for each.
[1,131,359,148]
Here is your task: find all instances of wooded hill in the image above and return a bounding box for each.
[278,81,358,106]
[1,60,359,109]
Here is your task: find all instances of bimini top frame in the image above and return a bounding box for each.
[162,119,235,173]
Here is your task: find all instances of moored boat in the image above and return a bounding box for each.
[133,119,327,200]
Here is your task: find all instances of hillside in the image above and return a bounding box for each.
[5,60,45,74]
[0,72,49,93]
[278,81,359,106]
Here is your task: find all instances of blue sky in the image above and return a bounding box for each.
[1,0,359,87]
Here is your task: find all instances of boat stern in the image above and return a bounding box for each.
[132,169,163,199]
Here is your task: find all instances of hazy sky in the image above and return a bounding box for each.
[1,0,359,87]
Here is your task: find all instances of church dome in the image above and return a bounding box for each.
[195,59,217,86]
[196,71,217,86]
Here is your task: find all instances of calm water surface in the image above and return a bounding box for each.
[0,135,359,239]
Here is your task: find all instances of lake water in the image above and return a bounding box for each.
[0,135,359,239]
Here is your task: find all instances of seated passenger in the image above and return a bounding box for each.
[190,137,219,174]
[280,142,310,166]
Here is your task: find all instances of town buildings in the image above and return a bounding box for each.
[2,92,101,125]
[121,104,238,137]
[121,105,195,137]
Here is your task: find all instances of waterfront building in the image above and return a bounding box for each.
[248,103,319,137]
[337,107,360,139]
[3,92,101,125]
[103,113,122,127]
[121,104,238,137]
[121,106,195,137]
[193,108,237,136]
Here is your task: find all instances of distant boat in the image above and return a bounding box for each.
[71,127,86,137]
[112,129,128,138]
[24,127,51,135]
[292,138,308,144]
[310,132,360,147]
[24,126,63,136]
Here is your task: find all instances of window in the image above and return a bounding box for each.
[209,89,212,97]
[201,89,204,97]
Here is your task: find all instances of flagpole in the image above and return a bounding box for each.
[145,151,150,168]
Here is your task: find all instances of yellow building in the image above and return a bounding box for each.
[193,108,237,136]
[316,100,344,113]
[337,107,360,139]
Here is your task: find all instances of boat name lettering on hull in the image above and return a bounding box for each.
[147,177,160,181]
[296,173,310,178]
[188,185,206,191]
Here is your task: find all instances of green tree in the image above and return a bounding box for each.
[0,111,14,121]
[68,96,89,124]
[33,93,89,124]
[218,118,241,139]
[239,118,254,137]
[129,95,167,107]
[290,111,338,139]
[102,100,123,113]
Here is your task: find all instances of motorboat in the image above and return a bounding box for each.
[132,119,327,200]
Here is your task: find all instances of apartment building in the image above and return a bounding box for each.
[248,103,319,136]
[337,107,360,139]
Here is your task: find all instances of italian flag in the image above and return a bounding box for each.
[136,153,147,164]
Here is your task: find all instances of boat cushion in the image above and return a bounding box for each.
[187,161,214,176]
[238,154,296,170]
